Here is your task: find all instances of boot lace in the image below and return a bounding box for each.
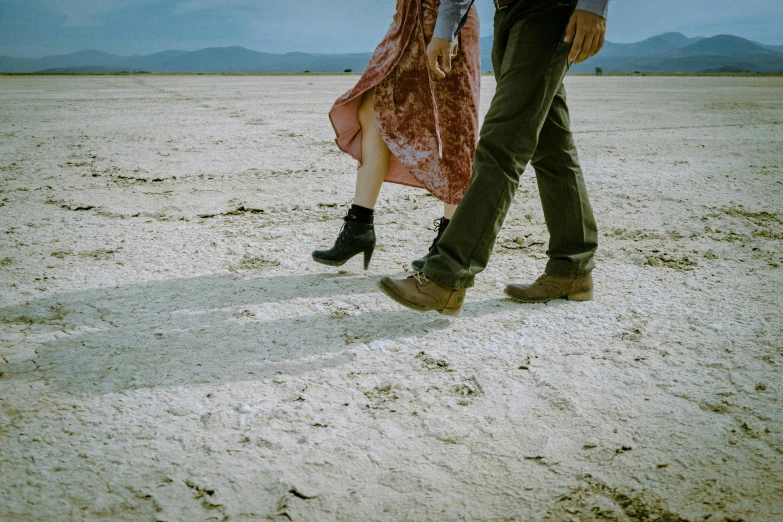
[334,216,348,247]
[413,272,430,285]
[334,215,367,247]
[428,218,447,250]
[333,217,350,247]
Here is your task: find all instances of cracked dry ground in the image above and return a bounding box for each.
[1,75,781,521]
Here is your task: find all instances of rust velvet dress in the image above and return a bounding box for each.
[329,0,481,205]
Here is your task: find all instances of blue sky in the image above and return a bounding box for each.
[1,0,781,57]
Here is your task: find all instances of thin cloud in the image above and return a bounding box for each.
[172,0,259,16]
[4,0,157,26]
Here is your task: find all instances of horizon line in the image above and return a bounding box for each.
[3,32,783,60]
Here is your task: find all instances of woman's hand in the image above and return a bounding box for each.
[564,10,606,65]
[426,37,458,79]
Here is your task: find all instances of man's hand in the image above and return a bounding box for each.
[564,10,606,64]
[427,37,457,79]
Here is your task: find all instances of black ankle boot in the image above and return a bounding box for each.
[411,217,449,271]
[312,213,376,270]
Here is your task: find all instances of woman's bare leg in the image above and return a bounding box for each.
[353,90,391,209]
[352,89,455,219]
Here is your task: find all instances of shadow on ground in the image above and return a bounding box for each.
[1,273,514,395]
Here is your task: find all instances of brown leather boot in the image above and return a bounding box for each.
[379,273,466,316]
[505,273,593,303]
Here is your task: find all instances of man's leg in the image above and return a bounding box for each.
[501,84,598,303]
[530,83,598,277]
[423,0,579,290]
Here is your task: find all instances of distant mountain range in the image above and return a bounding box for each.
[567,33,783,73]
[0,47,373,74]
[1,33,782,74]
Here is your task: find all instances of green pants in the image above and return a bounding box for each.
[424,0,598,289]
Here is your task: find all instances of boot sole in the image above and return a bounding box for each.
[378,281,461,316]
[311,255,347,267]
[503,289,593,303]
[312,248,373,270]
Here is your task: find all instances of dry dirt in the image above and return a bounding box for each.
[1,75,782,521]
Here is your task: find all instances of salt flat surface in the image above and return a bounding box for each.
[1,75,782,521]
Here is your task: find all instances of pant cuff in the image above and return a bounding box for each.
[544,261,594,277]
[422,268,474,290]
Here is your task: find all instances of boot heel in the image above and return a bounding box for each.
[363,245,375,270]
[567,290,593,302]
[440,306,461,316]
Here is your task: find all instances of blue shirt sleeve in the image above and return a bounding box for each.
[576,0,610,18]
[434,0,610,42]
[433,0,475,41]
